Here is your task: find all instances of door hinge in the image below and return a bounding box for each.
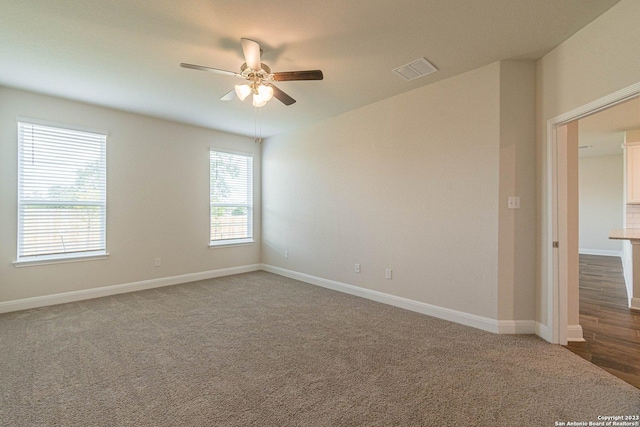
[553,241,559,248]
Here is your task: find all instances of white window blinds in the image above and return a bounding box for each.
[210,150,253,244]
[17,121,107,262]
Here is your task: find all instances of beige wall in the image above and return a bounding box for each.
[536,0,640,326]
[498,61,537,321]
[263,61,537,321]
[579,154,624,254]
[0,87,260,303]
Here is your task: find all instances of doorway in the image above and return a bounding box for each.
[546,82,640,346]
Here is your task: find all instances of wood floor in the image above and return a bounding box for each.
[564,254,640,389]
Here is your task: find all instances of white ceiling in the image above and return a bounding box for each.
[579,97,640,158]
[0,0,621,138]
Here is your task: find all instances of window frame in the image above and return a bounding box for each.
[209,149,254,247]
[14,118,109,267]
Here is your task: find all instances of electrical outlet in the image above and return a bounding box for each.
[385,268,392,280]
[154,258,161,267]
[355,263,361,273]
[284,250,289,259]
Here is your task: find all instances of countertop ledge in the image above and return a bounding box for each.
[609,228,640,241]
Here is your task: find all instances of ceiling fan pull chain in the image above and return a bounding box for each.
[254,106,262,144]
[259,106,262,143]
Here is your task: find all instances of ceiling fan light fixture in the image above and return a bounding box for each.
[258,84,274,102]
[235,84,252,101]
[252,93,267,107]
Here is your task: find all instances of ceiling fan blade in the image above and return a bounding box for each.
[271,85,296,106]
[272,70,324,81]
[180,63,239,77]
[220,89,236,101]
[241,38,262,71]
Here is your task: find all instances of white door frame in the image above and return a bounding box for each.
[545,82,640,345]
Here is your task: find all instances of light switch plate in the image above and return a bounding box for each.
[507,196,520,209]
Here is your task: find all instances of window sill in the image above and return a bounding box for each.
[13,252,110,267]
[209,239,255,248]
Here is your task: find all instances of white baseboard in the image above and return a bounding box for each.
[0,264,262,314]
[1,263,544,340]
[262,264,538,336]
[578,249,622,257]
[496,320,537,334]
[631,297,640,311]
[567,324,585,342]
[535,322,552,342]
[530,322,585,344]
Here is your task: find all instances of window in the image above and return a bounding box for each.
[16,121,107,264]
[210,150,253,245]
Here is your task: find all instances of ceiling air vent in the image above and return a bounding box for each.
[393,58,438,81]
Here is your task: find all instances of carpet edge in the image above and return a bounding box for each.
[0,264,262,313]
[261,264,540,337]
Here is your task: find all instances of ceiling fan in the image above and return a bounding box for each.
[180,38,323,107]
